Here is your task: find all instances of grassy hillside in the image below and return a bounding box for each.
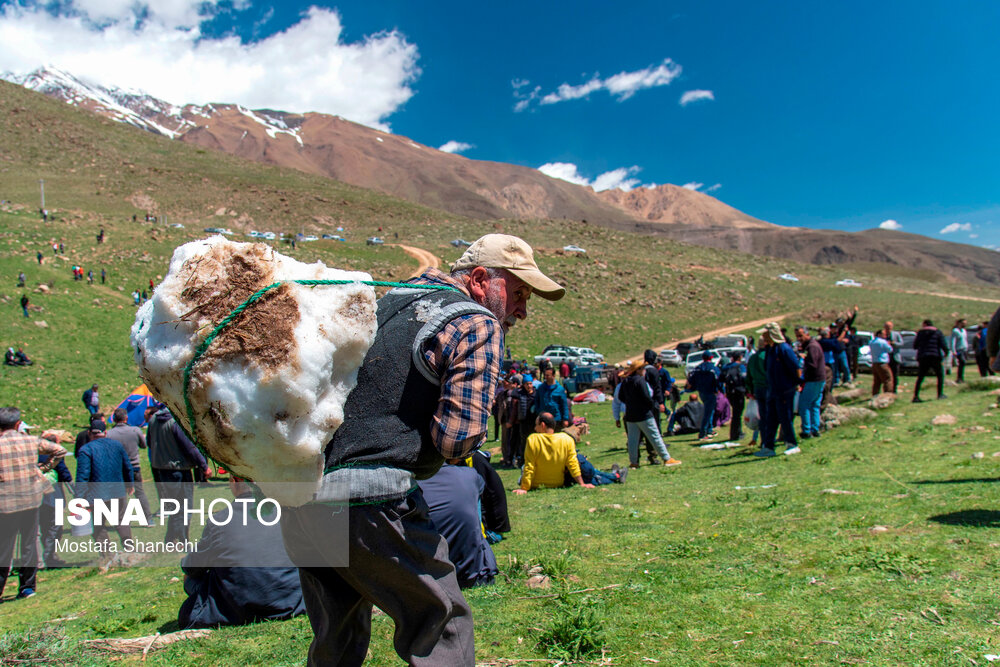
[2,383,1000,665]
[2,71,1000,667]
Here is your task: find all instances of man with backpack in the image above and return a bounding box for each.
[720,351,748,442]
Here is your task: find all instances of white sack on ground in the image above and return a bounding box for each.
[131,236,377,505]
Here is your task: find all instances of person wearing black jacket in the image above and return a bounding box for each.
[912,319,948,402]
[617,360,679,468]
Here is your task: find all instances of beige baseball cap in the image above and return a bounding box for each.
[451,234,565,301]
[756,322,785,343]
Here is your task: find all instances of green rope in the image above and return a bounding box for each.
[181,279,456,454]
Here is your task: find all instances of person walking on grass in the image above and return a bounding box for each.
[912,319,948,403]
[794,326,826,440]
[617,360,681,468]
[951,318,968,384]
[973,320,993,377]
[76,420,134,553]
[869,329,895,395]
[281,233,564,665]
[82,384,100,416]
[19,294,29,318]
[0,406,68,600]
[755,323,802,457]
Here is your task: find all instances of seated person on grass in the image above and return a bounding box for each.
[178,476,305,629]
[667,394,705,436]
[514,413,625,495]
[417,460,499,589]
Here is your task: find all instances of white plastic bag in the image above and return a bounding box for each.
[744,398,760,431]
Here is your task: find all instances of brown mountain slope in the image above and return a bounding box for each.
[7,72,998,285]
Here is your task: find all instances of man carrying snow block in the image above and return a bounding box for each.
[281,234,564,666]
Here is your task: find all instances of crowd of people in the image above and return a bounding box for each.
[2,230,999,666]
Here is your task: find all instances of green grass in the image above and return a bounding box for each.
[2,381,999,665]
[3,76,1000,666]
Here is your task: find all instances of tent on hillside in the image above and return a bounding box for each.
[113,384,162,427]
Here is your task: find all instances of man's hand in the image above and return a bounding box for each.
[615,419,621,429]
[126,486,134,496]
[580,483,595,489]
[562,420,570,428]
[203,466,213,479]
[513,488,527,495]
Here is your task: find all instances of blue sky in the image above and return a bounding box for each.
[1,1,997,248]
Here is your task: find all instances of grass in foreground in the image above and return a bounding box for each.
[2,380,998,665]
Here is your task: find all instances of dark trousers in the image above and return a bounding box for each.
[699,392,718,437]
[131,467,152,520]
[0,508,40,596]
[914,356,944,399]
[727,392,746,440]
[763,388,798,450]
[39,503,64,565]
[158,469,194,542]
[754,387,769,444]
[975,349,993,376]
[92,497,133,549]
[282,491,474,667]
[889,357,901,387]
[954,350,966,383]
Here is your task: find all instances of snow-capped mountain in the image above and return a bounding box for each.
[0,66,304,144]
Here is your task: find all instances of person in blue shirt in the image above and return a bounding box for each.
[687,351,721,440]
[755,323,802,457]
[533,367,570,428]
[869,329,895,395]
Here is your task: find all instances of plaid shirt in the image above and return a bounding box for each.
[410,269,503,460]
[0,429,68,513]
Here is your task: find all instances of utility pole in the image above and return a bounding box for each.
[39,179,45,210]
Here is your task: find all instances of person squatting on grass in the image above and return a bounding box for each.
[280,234,564,666]
[0,406,68,600]
[615,359,681,468]
[514,412,625,495]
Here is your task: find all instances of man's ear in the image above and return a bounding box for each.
[466,266,490,301]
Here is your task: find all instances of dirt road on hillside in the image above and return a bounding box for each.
[616,313,794,366]
[896,290,1000,305]
[393,244,441,277]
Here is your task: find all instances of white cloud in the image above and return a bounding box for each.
[679,89,714,106]
[0,3,420,131]
[538,162,641,192]
[939,222,972,234]
[438,140,473,154]
[682,182,704,191]
[515,59,681,111]
[704,183,721,193]
[969,233,979,239]
[879,219,902,230]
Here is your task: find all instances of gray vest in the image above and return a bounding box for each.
[319,286,496,503]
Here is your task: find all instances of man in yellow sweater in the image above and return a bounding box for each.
[514,413,624,494]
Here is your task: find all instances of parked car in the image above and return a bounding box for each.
[321,234,346,241]
[563,245,587,253]
[899,330,953,375]
[450,239,472,247]
[366,237,385,245]
[299,235,319,242]
[204,227,233,235]
[854,330,874,369]
[570,347,605,363]
[533,349,582,365]
[708,334,749,349]
[170,223,185,229]
[835,278,863,287]
[685,347,748,379]
[778,273,799,282]
[659,348,683,367]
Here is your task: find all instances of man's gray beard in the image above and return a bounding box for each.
[484,282,517,330]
